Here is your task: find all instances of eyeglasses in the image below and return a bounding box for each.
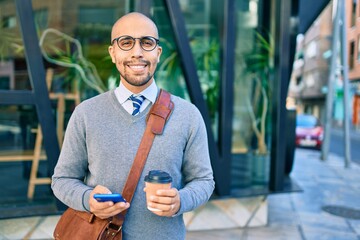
[111,35,159,51]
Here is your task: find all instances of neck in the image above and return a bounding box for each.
[122,78,154,94]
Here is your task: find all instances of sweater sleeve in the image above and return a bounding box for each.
[176,107,215,215]
[51,105,93,211]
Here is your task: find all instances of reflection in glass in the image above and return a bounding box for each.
[0,105,53,203]
[0,5,27,91]
[153,0,221,135]
[232,0,273,189]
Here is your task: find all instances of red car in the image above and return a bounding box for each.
[295,114,324,150]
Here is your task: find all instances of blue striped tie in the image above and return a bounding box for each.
[129,95,145,116]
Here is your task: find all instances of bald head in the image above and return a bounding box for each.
[108,12,162,93]
[111,12,159,42]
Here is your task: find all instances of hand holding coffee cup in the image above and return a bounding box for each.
[144,170,180,216]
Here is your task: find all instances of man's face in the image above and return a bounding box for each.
[108,14,162,93]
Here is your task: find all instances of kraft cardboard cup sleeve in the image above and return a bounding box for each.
[144,170,172,212]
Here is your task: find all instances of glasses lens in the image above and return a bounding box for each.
[140,37,157,51]
[115,36,158,51]
[117,36,135,51]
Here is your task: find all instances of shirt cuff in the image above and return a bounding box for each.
[82,189,93,212]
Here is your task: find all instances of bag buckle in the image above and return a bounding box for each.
[106,221,122,236]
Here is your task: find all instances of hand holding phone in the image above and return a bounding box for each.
[93,193,126,203]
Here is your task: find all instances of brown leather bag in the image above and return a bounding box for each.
[53,208,113,240]
[53,89,174,240]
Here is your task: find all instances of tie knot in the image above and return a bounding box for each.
[129,94,145,116]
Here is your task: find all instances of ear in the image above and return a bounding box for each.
[157,46,162,63]
[108,45,116,63]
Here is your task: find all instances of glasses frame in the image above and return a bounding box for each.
[111,35,160,52]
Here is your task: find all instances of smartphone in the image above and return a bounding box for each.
[93,193,126,203]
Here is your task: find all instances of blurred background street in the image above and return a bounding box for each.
[330,127,360,165]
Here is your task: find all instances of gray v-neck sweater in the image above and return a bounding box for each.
[52,90,214,240]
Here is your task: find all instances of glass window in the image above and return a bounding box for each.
[296,114,320,127]
[34,8,48,30]
[0,105,56,212]
[32,1,126,102]
[0,0,129,218]
[233,0,263,154]
[350,41,355,70]
[152,0,221,131]
[151,1,189,100]
[0,8,27,90]
[79,7,116,25]
[232,0,273,189]
[352,0,357,27]
[358,35,360,61]
[2,15,17,28]
[305,41,317,59]
[305,74,315,87]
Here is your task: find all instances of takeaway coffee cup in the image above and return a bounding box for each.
[144,170,172,212]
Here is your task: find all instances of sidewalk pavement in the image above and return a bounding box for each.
[0,148,360,240]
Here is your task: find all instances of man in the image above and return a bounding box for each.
[52,12,214,239]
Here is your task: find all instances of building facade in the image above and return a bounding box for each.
[289,4,332,122]
[347,0,360,127]
[290,0,360,128]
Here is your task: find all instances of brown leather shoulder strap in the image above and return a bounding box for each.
[112,89,173,225]
[146,89,174,135]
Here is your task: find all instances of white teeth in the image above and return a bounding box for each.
[129,65,145,69]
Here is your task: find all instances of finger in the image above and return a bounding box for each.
[100,201,129,212]
[90,197,114,213]
[146,204,176,218]
[93,185,112,194]
[114,201,130,209]
[94,202,130,218]
[91,194,129,211]
[150,195,174,205]
[147,201,172,212]
[89,185,112,208]
[94,200,115,209]
[105,202,130,215]
[156,188,177,197]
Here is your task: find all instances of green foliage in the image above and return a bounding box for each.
[156,37,183,89]
[193,39,220,121]
[244,31,273,94]
[39,28,108,95]
[157,36,220,121]
[0,20,23,61]
[244,31,274,155]
[75,23,112,44]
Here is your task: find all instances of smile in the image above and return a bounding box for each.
[127,64,147,72]
[129,65,146,69]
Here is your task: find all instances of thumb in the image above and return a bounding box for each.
[93,185,112,194]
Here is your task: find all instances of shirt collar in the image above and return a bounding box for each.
[116,80,158,104]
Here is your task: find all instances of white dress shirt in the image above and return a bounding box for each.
[114,80,158,115]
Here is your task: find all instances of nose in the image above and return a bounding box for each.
[130,39,144,57]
